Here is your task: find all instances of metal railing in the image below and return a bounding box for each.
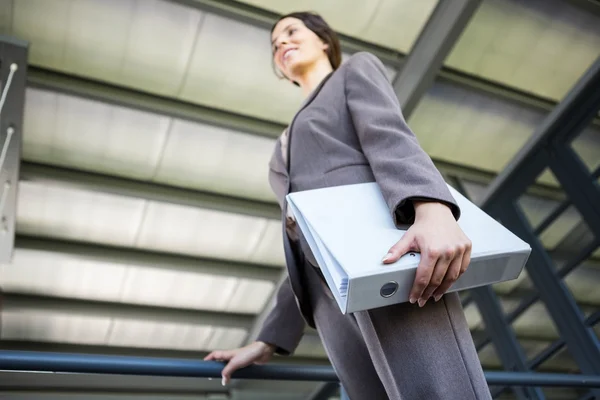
[0,350,599,389]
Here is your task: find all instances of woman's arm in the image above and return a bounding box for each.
[204,277,305,385]
[345,52,471,306]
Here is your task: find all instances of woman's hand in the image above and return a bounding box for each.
[382,201,471,307]
[204,341,276,386]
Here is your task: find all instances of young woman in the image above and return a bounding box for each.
[205,12,491,399]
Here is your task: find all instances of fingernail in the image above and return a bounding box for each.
[409,296,417,304]
[382,253,392,263]
[418,298,426,307]
[434,294,442,302]
[222,376,226,386]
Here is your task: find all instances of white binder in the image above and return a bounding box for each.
[286,182,530,314]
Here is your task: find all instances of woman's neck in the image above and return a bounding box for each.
[295,58,334,97]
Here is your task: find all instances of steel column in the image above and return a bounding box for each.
[0,35,27,263]
[393,0,481,118]
[471,287,545,399]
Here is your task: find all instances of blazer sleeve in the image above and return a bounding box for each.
[344,52,460,226]
[255,276,306,355]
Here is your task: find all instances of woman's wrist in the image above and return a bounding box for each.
[256,341,276,354]
[413,200,453,220]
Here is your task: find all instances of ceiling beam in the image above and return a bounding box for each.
[26,66,283,139]
[19,161,282,220]
[25,68,567,203]
[14,235,282,283]
[164,0,600,126]
[393,0,482,118]
[2,292,255,329]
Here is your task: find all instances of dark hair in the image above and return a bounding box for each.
[270,11,342,84]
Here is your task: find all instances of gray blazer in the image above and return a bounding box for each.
[256,52,460,355]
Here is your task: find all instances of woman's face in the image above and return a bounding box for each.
[271,17,329,82]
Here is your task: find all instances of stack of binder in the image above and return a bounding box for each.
[286,182,530,314]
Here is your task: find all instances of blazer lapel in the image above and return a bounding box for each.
[284,72,334,189]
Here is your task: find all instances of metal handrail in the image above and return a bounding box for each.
[0,351,599,388]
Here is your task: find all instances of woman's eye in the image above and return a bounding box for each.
[288,28,296,35]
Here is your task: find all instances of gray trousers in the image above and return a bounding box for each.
[305,263,492,400]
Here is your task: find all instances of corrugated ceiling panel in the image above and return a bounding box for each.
[564,265,600,306]
[107,319,215,350]
[61,0,134,81]
[571,126,600,174]
[294,333,326,359]
[0,249,275,313]
[240,0,378,43]
[178,13,303,123]
[361,0,438,52]
[537,205,582,250]
[410,82,546,175]
[16,182,146,247]
[3,313,246,352]
[23,89,279,202]
[463,302,482,330]
[0,249,127,301]
[117,0,202,95]
[206,327,248,350]
[446,0,600,100]
[11,0,71,71]
[12,0,203,97]
[240,0,438,53]
[1,311,111,345]
[512,302,559,341]
[23,89,171,180]
[119,267,237,312]
[17,181,284,268]
[135,201,279,266]
[153,119,276,202]
[224,279,275,314]
[247,221,285,266]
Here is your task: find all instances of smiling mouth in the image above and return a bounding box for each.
[283,48,297,62]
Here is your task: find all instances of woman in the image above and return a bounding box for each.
[205,12,491,399]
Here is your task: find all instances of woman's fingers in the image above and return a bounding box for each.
[409,247,436,304]
[203,350,233,362]
[431,249,464,302]
[418,247,454,307]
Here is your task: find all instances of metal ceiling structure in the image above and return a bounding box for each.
[0,0,599,399]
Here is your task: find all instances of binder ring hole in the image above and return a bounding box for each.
[380,281,398,298]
